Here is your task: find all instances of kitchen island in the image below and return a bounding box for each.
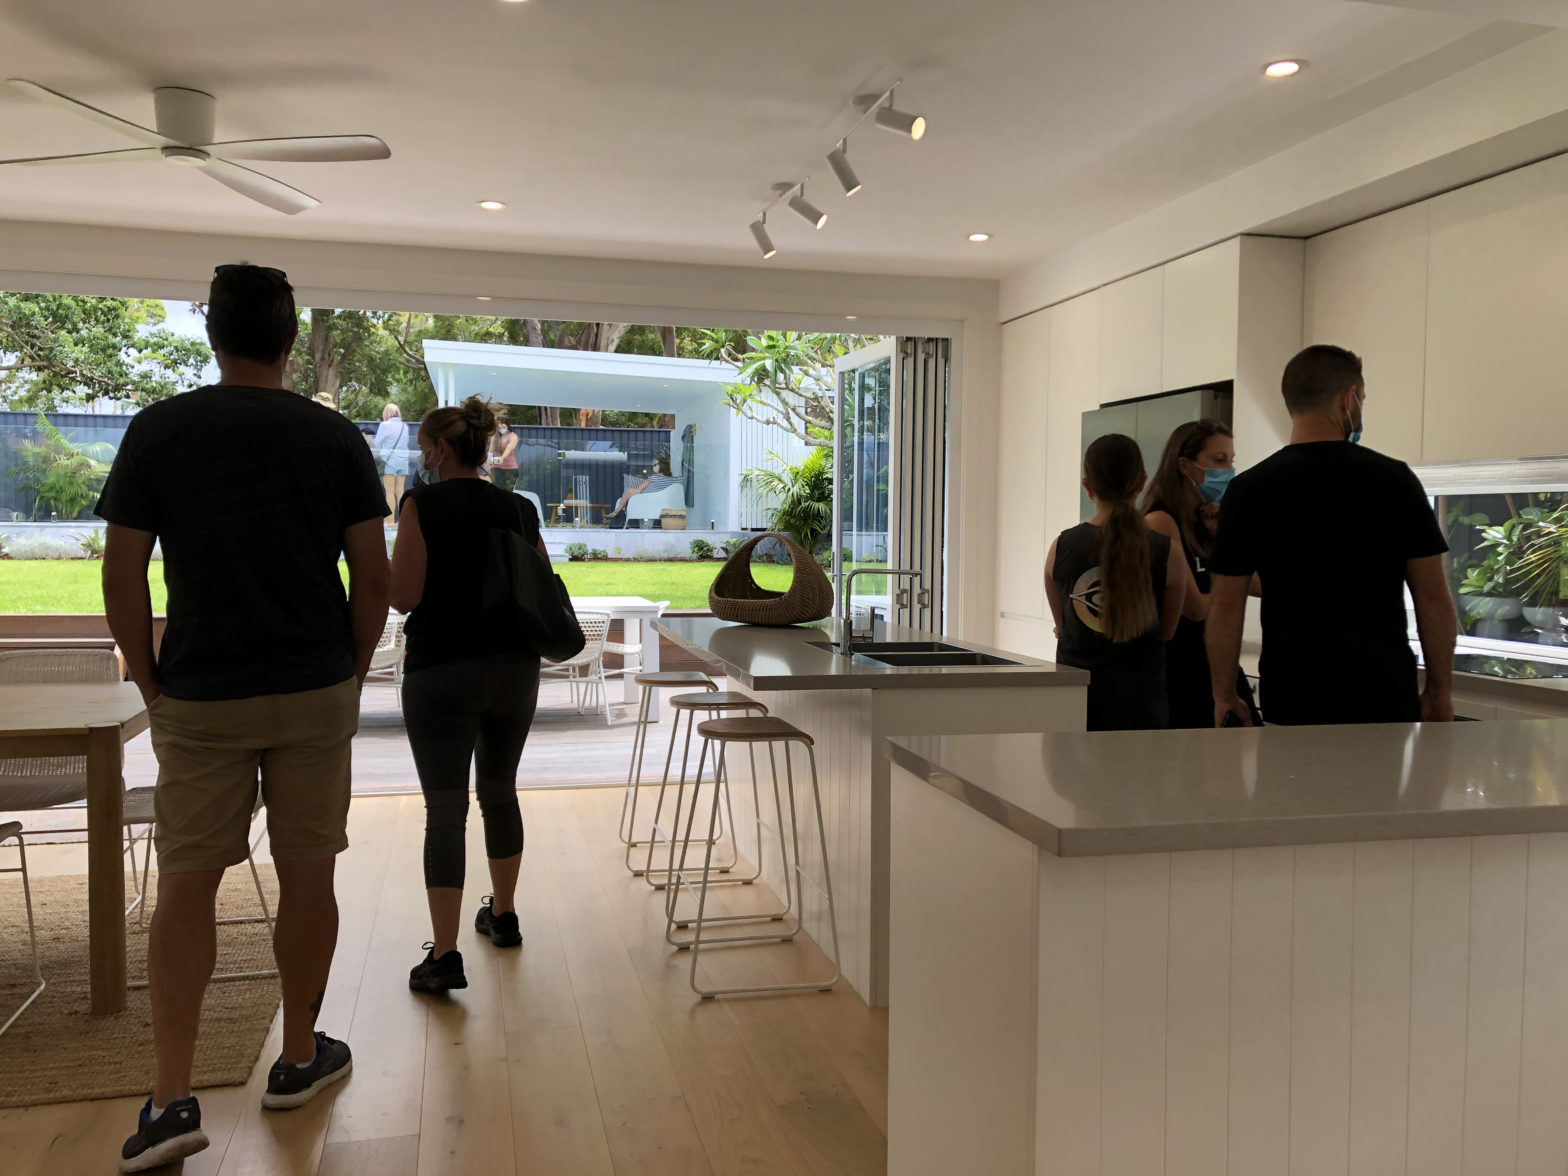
[885,721,1568,1176]
[652,616,1087,1005]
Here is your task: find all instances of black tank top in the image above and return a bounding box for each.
[401,480,542,672]
[1052,522,1170,730]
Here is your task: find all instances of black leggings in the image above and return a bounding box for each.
[402,653,541,890]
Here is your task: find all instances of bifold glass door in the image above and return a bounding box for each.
[832,337,949,633]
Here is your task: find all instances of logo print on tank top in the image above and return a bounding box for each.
[1069,568,1105,634]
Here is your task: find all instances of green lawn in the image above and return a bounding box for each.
[0,558,801,613]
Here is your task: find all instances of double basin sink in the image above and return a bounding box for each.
[807,639,1023,668]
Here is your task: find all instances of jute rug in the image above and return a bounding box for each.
[0,866,282,1108]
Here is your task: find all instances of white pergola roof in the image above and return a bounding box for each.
[421,339,736,411]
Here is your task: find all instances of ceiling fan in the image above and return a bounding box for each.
[0,79,390,214]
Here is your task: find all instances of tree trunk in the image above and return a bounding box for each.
[308,308,348,409]
[658,325,677,358]
[524,318,544,348]
[539,406,560,426]
[579,409,603,428]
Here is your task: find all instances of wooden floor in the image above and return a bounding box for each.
[0,788,888,1176]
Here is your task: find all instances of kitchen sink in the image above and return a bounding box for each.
[860,650,1023,668]
[806,640,971,655]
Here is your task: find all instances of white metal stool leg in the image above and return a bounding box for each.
[0,823,45,1037]
[684,728,841,999]
[620,674,717,874]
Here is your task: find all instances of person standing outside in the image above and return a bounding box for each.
[100,264,390,1172]
[488,412,519,491]
[1206,344,1456,727]
[373,402,411,517]
[390,397,544,993]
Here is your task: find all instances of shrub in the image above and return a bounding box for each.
[689,538,715,560]
[0,533,10,559]
[721,537,746,558]
[588,548,609,561]
[5,414,117,521]
[611,546,623,557]
[77,530,107,559]
[565,542,589,561]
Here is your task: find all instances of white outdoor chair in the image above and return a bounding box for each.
[625,483,686,528]
[540,611,612,725]
[514,489,545,524]
[0,821,44,1036]
[603,601,669,681]
[364,612,408,698]
[0,649,154,915]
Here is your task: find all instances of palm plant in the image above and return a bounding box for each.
[4,413,117,521]
[741,447,834,555]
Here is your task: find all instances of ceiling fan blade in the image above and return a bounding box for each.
[0,147,163,166]
[207,134,390,163]
[8,79,175,148]
[201,157,319,214]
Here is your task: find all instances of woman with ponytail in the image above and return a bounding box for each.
[390,396,546,994]
[1045,433,1187,730]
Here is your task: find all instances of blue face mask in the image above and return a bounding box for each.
[1348,430,1363,446]
[1196,467,1234,503]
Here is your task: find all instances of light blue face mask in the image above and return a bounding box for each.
[1196,467,1235,503]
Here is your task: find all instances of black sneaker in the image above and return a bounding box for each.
[475,895,523,948]
[408,944,468,993]
[120,1095,209,1172]
[261,1031,353,1110]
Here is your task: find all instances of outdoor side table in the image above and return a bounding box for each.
[0,682,147,1014]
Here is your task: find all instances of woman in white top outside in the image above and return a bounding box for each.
[373,403,412,518]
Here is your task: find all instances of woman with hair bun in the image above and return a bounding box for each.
[1045,433,1188,731]
[390,395,546,993]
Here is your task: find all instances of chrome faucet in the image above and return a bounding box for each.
[840,567,926,655]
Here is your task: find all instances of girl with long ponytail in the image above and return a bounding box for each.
[1045,433,1187,730]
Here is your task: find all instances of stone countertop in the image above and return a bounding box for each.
[886,721,1568,856]
[652,616,1088,692]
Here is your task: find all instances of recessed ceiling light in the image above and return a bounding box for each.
[968,232,991,243]
[1263,60,1303,78]
[478,199,506,211]
[845,315,858,320]
[475,296,492,301]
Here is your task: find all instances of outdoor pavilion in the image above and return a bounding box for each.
[421,340,809,539]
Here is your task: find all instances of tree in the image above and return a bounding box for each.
[0,293,211,410]
[4,412,117,519]
[696,330,878,448]
[741,447,834,554]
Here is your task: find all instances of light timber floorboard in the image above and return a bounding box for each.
[0,789,886,1175]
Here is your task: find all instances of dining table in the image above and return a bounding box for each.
[0,682,147,1014]
[569,595,666,716]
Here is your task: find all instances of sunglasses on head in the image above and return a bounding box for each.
[213,263,288,281]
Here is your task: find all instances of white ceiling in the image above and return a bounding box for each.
[0,0,1550,281]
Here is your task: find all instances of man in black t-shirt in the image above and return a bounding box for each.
[100,265,389,1171]
[1206,344,1456,727]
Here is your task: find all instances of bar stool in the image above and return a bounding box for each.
[619,670,716,875]
[677,716,841,999]
[642,691,768,891]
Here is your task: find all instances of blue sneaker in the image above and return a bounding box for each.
[261,1031,353,1110]
[120,1095,209,1172]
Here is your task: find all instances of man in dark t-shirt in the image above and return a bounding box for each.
[99,265,389,1171]
[1206,344,1457,727]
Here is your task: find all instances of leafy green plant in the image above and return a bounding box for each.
[1462,508,1568,605]
[565,541,589,562]
[4,414,118,521]
[0,533,11,559]
[721,537,745,558]
[741,447,833,555]
[588,548,609,561]
[689,538,715,560]
[77,529,106,560]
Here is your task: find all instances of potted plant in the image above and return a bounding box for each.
[1460,507,1568,637]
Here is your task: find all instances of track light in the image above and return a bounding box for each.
[826,142,861,196]
[749,216,777,259]
[875,102,926,141]
[788,184,827,230]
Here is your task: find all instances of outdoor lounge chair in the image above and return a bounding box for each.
[625,483,686,528]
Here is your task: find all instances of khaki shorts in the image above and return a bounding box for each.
[148,678,360,873]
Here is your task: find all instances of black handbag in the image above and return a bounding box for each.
[481,500,585,662]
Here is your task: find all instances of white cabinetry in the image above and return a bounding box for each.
[1045,292,1102,568]
[1304,204,1429,464]
[1162,239,1240,391]
[1424,152,1568,463]
[1098,268,1163,404]
[996,312,1051,622]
